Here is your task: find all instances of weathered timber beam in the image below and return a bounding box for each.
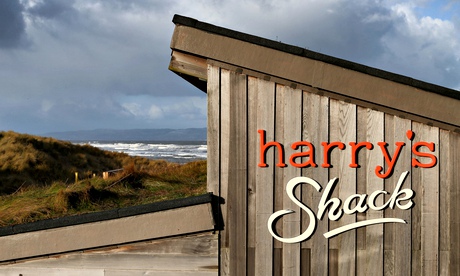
[169,51,207,92]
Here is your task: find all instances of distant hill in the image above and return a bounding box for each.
[43,128,207,142]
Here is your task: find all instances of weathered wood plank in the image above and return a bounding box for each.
[248,77,276,276]
[169,51,207,80]
[384,115,412,276]
[301,91,329,276]
[15,233,216,276]
[207,65,220,196]
[207,67,225,275]
[247,76,257,276]
[355,106,367,260]
[439,130,460,275]
[301,248,311,276]
[273,84,284,254]
[220,248,230,275]
[219,69,231,275]
[392,116,412,276]
[274,248,282,276]
[356,107,384,276]
[384,250,395,276]
[410,123,426,276]
[328,99,357,275]
[226,70,248,276]
[450,131,460,275]
[413,122,439,276]
[439,130,451,276]
[0,204,216,262]
[247,247,255,276]
[329,249,338,276]
[383,114,396,276]
[108,233,218,255]
[356,109,367,254]
[276,84,302,276]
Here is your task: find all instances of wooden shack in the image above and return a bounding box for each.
[169,15,460,276]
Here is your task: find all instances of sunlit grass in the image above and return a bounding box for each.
[0,160,207,227]
[0,131,207,227]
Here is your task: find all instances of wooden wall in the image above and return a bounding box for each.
[207,64,460,276]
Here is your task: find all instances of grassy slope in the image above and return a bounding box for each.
[0,131,206,226]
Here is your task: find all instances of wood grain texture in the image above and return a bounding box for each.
[301,91,329,276]
[273,84,284,253]
[226,70,248,276]
[247,76,257,254]
[450,131,460,275]
[328,99,357,276]
[413,122,439,276]
[301,248,311,276]
[0,204,216,262]
[1,232,219,276]
[209,68,458,276]
[248,77,276,276]
[207,65,220,196]
[247,76,257,276]
[383,115,412,276]
[169,51,207,80]
[356,107,384,276]
[439,130,451,276]
[219,69,231,275]
[275,84,303,275]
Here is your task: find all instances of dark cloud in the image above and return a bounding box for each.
[317,2,395,62]
[219,0,395,65]
[98,0,174,11]
[0,0,458,134]
[211,0,459,88]
[0,0,27,48]
[27,0,77,20]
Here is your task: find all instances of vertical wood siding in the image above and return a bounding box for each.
[356,107,384,276]
[301,91,329,276]
[207,65,460,276]
[384,115,412,276]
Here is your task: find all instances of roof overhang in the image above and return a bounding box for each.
[169,14,460,131]
[169,50,207,92]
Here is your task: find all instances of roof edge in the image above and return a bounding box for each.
[172,14,460,101]
[0,193,216,237]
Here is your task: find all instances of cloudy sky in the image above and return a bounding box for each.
[0,0,459,135]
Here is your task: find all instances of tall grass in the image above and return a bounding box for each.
[0,131,207,226]
[0,159,207,226]
[0,131,127,194]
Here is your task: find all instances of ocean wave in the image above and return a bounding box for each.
[77,141,207,163]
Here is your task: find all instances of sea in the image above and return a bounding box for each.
[76,141,207,163]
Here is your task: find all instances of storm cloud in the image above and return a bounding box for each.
[0,0,28,48]
[0,0,458,134]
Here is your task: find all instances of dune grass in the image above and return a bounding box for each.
[0,159,207,227]
[0,130,126,194]
[0,131,207,227]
